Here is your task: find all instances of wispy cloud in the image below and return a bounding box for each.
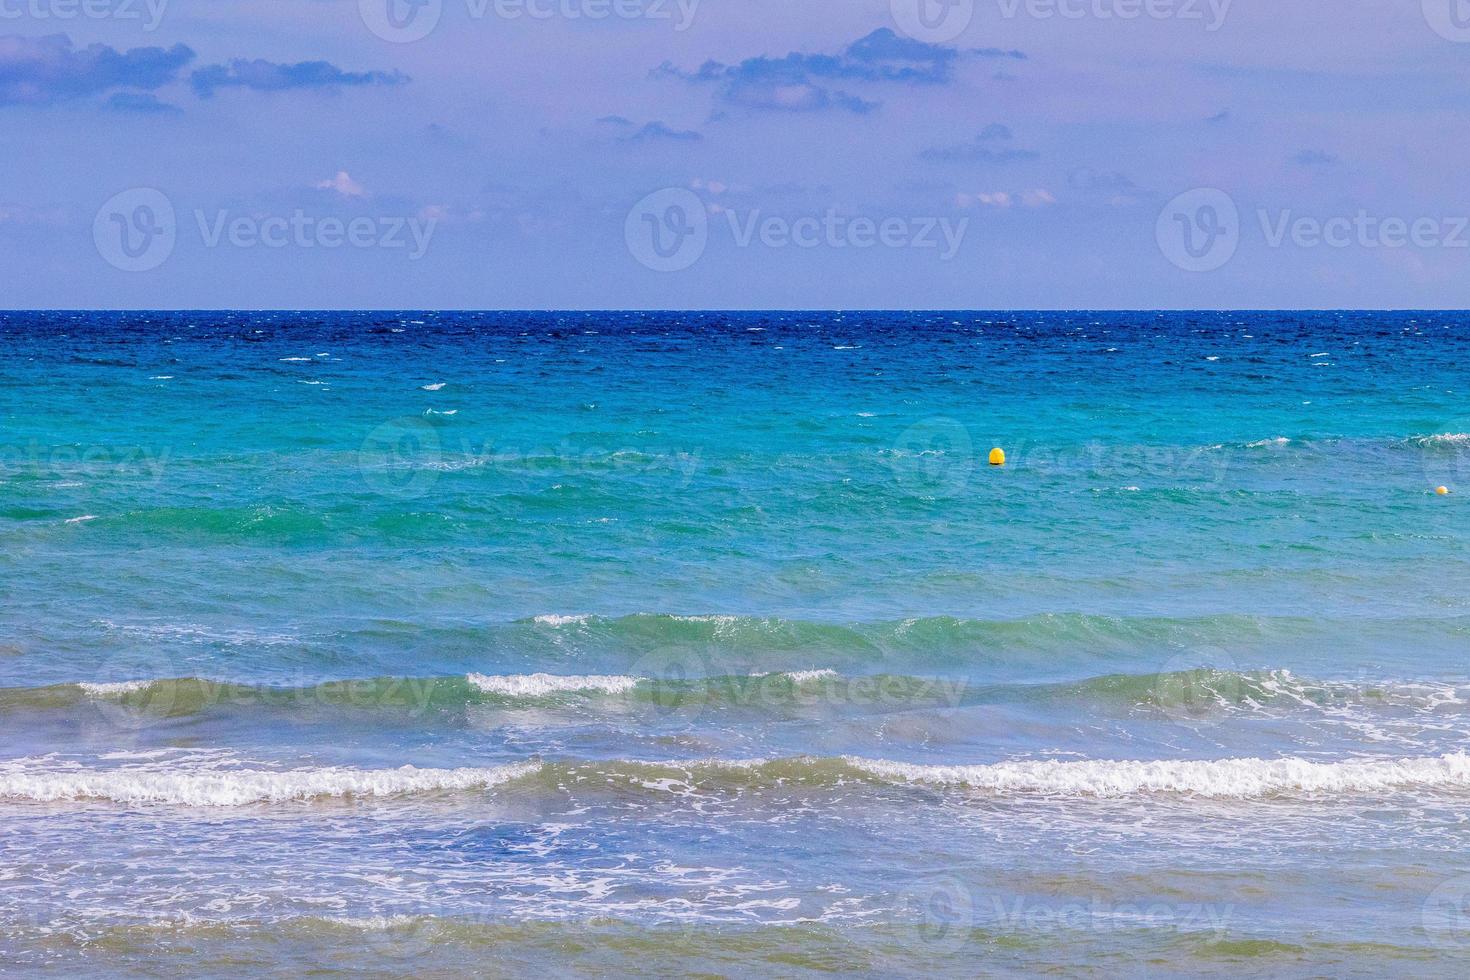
[621,120,702,143]
[103,91,181,114]
[315,171,366,197]
[920,123,1038,163]
[1292,148,1338,166]
[656,28,1020,115]
[0,34,192,107]
[191,59,407,99]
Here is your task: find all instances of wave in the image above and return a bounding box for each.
[0,760,533,806]
[1053,668,1469,715]
[466,673,639,696]
[5,752,1470,806]
[1409,433,1470,448]
[58,613,1470,677]
[6,668,1467,723]
[844,752,1470,798]
[0,668,895,717]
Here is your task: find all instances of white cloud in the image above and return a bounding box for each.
[315,171,366,198]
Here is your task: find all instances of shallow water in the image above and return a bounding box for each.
[3,310,1470,975]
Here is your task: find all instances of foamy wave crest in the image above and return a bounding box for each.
[531,614,591,626]
[466,673,639,696]
[1411,433,1470,448]
[76,680,151,698]
[846,752,1470,799]
[769,669,838,684]
[0,761,533,806]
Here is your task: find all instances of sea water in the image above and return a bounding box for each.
[2,310,1470,976]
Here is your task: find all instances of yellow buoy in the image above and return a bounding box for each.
[989,448,1006,467]
[1437,486,1451,495]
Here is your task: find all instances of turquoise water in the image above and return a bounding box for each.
[3,310,1470,976]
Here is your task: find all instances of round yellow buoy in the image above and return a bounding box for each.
[1437,486,1451,495]
[989,448,1006,467]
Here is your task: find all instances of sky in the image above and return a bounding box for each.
[2,0,1469,309]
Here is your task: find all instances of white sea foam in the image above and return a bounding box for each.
[783,669,839,684]
[324,915,422,931]
[420,382,447,391]
[466,673,639,696]
[0,761,532,806]
[64,515,98,524]
[845,752,1470,799]
[532,614,590,626]
[76,680,150,697]
[1413,433,1470,447]
[1246,437,1290,447]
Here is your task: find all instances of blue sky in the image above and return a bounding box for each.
[2,0,1469,308]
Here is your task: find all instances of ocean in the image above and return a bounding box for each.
[2,310,1469,976]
